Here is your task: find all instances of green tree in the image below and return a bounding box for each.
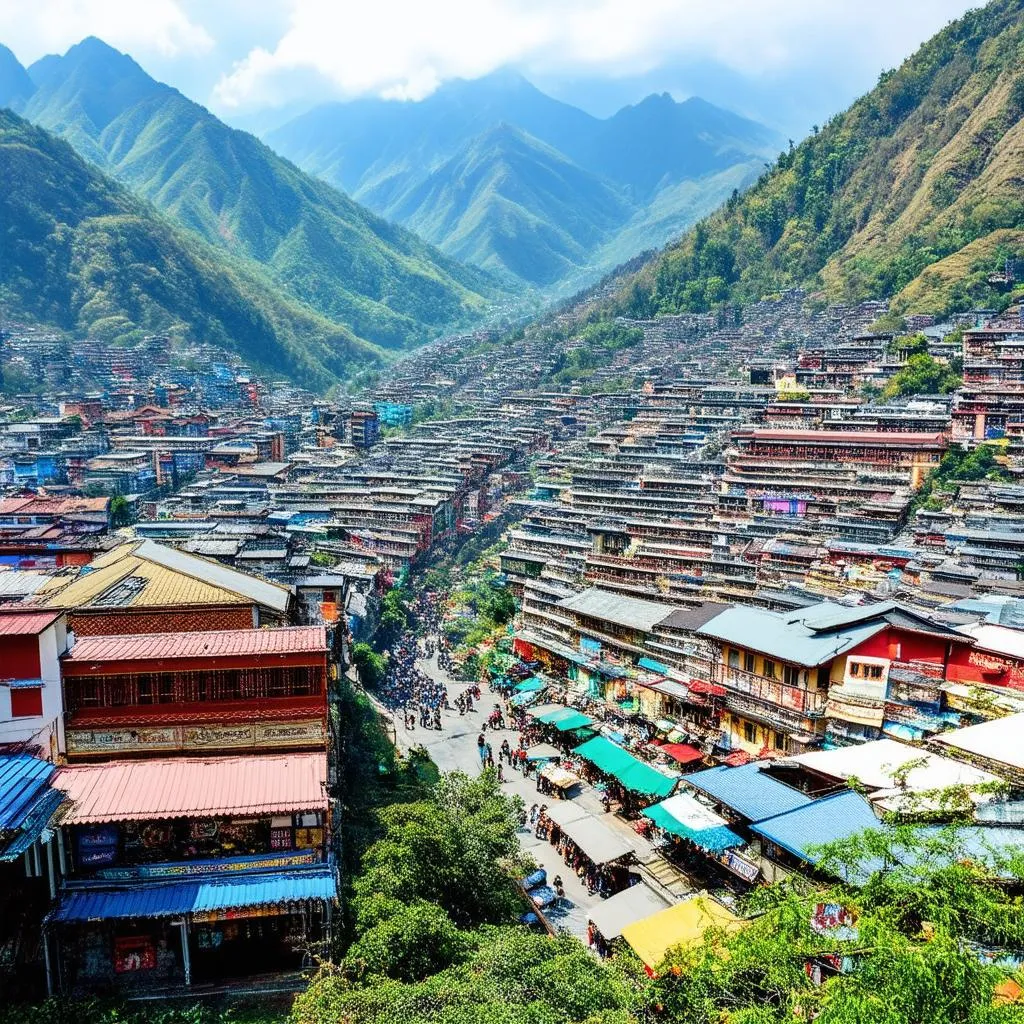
[351,642,386,687]
[882,352,961,398]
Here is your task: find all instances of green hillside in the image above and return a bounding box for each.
[385,124,634,288]
[613,0,1024,321]
[18,38,502,350]
[0,108,386,390]
[269,71,780,295]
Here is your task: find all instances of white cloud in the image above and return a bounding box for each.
[211,0,973,111]
[0,0,212,62]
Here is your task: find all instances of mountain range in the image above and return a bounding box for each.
[605,0,1024,324]
[0,107,386,390]
[1,37,501,357]
[267,72,782,291]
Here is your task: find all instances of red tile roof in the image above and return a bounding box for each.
[53,752,328,823]
[63,625,327,663]
[0,608,63,635]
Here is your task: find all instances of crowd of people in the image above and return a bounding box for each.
[379,633,451,729]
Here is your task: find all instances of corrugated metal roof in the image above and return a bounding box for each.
[0,788,65,862]
[0,753,56,830]
[63,625,327,664]
[750,790,881,864]
[51,866,337,921]
[136,540,290,613]
[684,763,812,822]
[558,587,673,633]
[697,605,885,667]
[53,752,328,823]
[39,540,291,613]
[0,609,62,635]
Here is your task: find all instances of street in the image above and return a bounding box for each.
[381,644,679,938]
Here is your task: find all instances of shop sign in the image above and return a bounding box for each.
[810,903,858,941]
[191,904,298,924]
[721,849,760,883]
[114,935,156,972]
[98,849,317,880]
[67,718,325,755]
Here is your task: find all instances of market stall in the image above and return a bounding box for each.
[587,881,670,956]
[621,896,744,974]
[537,763,581,798]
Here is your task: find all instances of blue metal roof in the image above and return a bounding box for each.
[0,753,56,831]
[696,604,885,667]
[684,763,813,823]
[750,790,881,866]
[0,787,64,862]
[50,866,337,922]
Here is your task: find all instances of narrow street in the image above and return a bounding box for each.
[377,642,690,938]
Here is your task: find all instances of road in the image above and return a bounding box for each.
[380,644,682,937]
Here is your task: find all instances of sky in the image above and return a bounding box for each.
[0,0,982,135]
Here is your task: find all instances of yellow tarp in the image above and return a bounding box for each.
[620,896,744,970]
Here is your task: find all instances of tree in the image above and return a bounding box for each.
[351,642,386,687]
[882,352,961,398]
[108,495,132,526]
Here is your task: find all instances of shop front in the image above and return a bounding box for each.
[47,854,337,993]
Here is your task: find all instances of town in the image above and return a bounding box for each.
[2,279,1024,1002]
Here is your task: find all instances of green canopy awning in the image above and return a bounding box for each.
[515,676,547,693]
[574,736,677,798]
[573,735,635,775]
[551,711,594,732]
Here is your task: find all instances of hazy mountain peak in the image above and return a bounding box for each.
[0,42,34,108]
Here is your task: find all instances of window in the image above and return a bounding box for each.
[11,686,43,718]
[744,652,755,673]
[728,649,740,669]
[773,731,787,751]
[868,665,884,680]
[763,659,776,680]
[849,662,862,677]
[743,722,756,744]
[783,665,800,687]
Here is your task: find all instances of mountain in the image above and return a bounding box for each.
[12,37,502,351]
[612,0,1024,321]
[0,108,386,390]
[0,43,33,108]
[268,71,780,292]
[379,124,635,288]
[566,94,782,200]
[267,70,599,202]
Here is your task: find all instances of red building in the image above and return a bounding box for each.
[60,626,328,760]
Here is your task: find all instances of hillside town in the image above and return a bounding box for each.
[3,286,1024,1000]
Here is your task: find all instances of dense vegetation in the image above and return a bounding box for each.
[13,38,502,352]
[914,442,1012,511]
[611,0,1024,322]
[0,109,385,390]
[268,72,778,294]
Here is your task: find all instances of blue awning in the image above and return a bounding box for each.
[50,867,337,922]
[0,787,64,863]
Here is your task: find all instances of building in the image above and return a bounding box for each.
[0,609,70,757]
[47,752,335,993]
[59,626,329,760]
[36,539,292,635]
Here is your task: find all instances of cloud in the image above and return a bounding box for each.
[0,0,213,62]
[212,0,973,111]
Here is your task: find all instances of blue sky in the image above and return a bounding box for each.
[0,0,982,135]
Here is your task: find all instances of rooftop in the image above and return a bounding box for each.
[62,625,327,665]
[53,752,328,823]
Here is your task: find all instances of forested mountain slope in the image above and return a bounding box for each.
[0,109,386,390]
[269,71,778,292]
[613,0,1024,321]
[14,38,502,350]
